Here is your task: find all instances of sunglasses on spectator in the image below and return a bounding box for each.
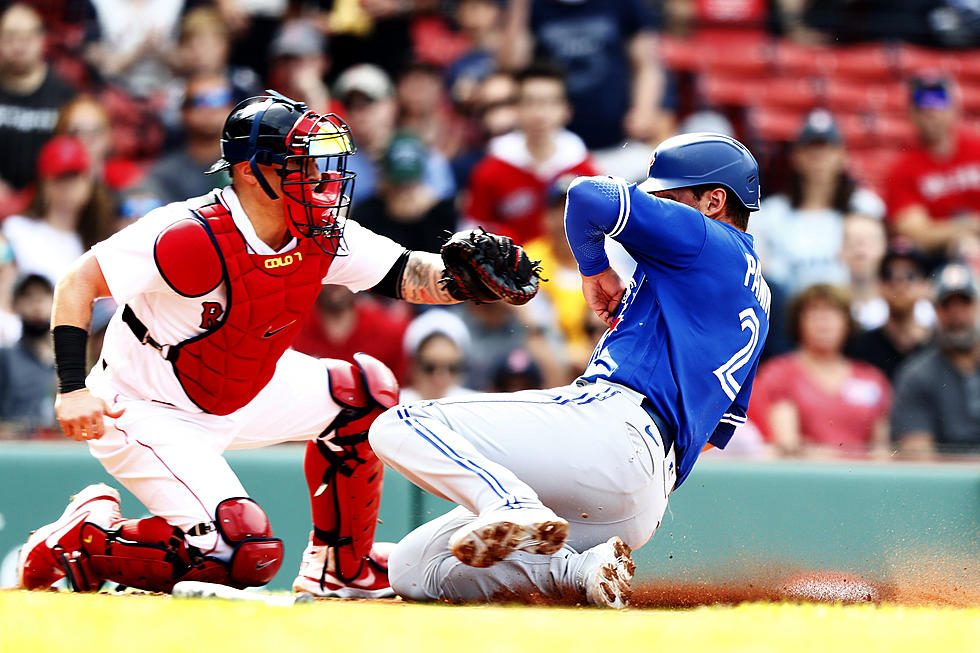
[183,88,233,110]
[477,98,517,114]
[418,359,463,375]
[883,270,923,283]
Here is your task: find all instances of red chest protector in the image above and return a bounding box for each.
[142,193,335,415]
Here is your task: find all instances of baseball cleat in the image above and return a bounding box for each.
[17,483,122,590]
[578,536,635,609]
[448,506,569,568]
[292,533,396,599]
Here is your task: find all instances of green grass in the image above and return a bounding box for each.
[2,590,979,653]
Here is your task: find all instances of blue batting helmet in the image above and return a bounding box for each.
[637,132,760,211]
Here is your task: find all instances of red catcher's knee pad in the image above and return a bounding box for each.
[307,353,398,580]
[214,497,283,586]
[80,499,282,592]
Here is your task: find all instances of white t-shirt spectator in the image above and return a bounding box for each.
[2,215,85,286]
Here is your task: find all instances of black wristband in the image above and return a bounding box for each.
[53,325,89,394]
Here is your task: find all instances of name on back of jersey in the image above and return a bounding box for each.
[743,253,771,317]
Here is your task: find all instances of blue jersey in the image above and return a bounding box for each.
[565,177,771,487]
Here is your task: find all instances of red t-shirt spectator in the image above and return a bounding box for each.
[291,299,411,383]
[750,353,892,450]
[886,129,980,221]
[465,130,597,243]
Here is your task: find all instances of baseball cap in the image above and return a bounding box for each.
[334,64,394,103]
[37,135,89,179]
[403,308,471,356]
[269,20,324,59]
[547,173,577,206]
[795,109,842,145]
[910,74,952,109]
[933,263,978,302]
[382,133,426,185]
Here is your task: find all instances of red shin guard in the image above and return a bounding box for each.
[307,354,397,581]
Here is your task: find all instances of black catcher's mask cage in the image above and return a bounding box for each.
[210,90,357,256]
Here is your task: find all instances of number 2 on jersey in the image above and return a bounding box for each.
[713,308,761,400]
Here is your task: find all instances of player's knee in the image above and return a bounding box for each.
[367,406,406,463]
[214,498,283,587]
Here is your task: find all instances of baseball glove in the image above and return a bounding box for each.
[439,228,543,305]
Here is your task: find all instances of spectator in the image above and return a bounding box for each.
[400,309,474,403]
[0,4,76,203]
[0,274,56,438]
[839,213,888,330]
[500,0,671,176]
[751,109,886,298]
[446,0,505,107]
[892,263,980,458]
[352,133,458,254]
[848,247,934,380]
[451,70,519,189]
[465,62,597,243]
[751,284,892,458]
[142,74,234,205]
[336,63,456,203]
[172,7,261,103]
[85,0,184,99]
[886,74,980,260]
[266,19,340,116]
[458,300,566,390]
[291,285,411,383]
[3,135,115,286]
[55,95,145,192]
[397,61,467,159]
[159,6,262,136]
[491,348,543,392]
[0,235,22,347]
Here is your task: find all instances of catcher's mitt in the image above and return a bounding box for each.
[439,228,543,305]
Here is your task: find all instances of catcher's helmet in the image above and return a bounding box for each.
[637,132,760,211]
[206,90,356,253]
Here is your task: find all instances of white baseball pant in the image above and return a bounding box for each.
[85,349,341,557]
[369,380,676,602]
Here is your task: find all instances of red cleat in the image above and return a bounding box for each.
[17,484,121,591]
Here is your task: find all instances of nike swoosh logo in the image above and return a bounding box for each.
[256,558,279,570]
[83,535,93,544]
[263,320,296,338]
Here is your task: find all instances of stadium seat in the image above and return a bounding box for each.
[748,105,806,142]
[824,79,907,116]
[773,42,838,78]
[848,148,900,195]
[833,43,896,81]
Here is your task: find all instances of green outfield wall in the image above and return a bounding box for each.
[1,442,978,593]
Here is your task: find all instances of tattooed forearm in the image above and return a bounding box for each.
[400,251,458,304]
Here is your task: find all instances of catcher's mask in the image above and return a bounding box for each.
[206,90,356,255]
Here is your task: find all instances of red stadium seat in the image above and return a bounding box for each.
[833,43,896,81]
[748,105,806,142]
[895,44,963,78]
[824,79,907,116]
[661,32,772,77]
[762,77,821,111]
[960,84,980,115]
[774,42,838,78]
[699,72,768,106]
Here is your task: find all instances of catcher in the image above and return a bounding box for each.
[17,90,539,598]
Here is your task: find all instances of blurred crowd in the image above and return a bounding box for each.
[1,0,980,462]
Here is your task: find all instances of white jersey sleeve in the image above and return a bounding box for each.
[325,219,406,292]
[92,204,190,303]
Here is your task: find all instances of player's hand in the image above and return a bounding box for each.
[55,389,125,442]
[581,267,625,327]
